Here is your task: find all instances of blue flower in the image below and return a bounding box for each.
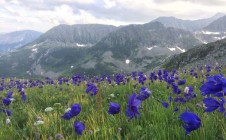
[86,83,98,96]
[7,91,13,98]
[203,97,225,113]
[108,102,120,115]
[138,72,146,85]
[162,101,169,108]
[21,94,27,102]
[136,86,151,101]
[2,98,11,106]
[61,104,81,120]
[114,74,125,85]
[178,79,186,85]
[2,109,12,116]
[74,121,85,135]
[126,94,142,120]
[200,74,226,95]
[61,111,73,120]
[179,111,201,135]
[174,107,179,112]
[70,104,81,117]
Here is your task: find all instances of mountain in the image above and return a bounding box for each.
[0,30,42,52]
[30,24,117,48]
[163,38,226,70]
[0,22,202,78]
[0,24,118,78]
[153,13,225,31]
[194,16,226,43]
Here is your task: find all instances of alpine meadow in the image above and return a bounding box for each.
[1,0,226,140]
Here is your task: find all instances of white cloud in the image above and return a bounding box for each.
[57,0,95,4]
[0,0,5,4]
[104,0,116,9]
[0,0,226,33]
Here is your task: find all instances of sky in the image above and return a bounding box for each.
[0,0,226,33]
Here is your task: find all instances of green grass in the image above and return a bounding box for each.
[0,68,226,140]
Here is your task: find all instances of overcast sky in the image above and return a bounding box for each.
[0,0,226,33]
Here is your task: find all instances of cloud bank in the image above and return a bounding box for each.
[0,0,226,32]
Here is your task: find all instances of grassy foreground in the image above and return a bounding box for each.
[0,67,226,140]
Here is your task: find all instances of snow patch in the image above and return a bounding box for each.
[32,44,37,48]
[147,47,153,50]
[203,41,207,44]
[214,36,226,40]
[32,48,37,52]
[201,31,220,35]
[125,59,130,64]
[76,43,85,47]
[176,46,186,53]
[147,45,158,50]
[71,65,74,68]
[168,48,176,51]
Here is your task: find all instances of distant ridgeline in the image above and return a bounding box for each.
[0,13,226,78]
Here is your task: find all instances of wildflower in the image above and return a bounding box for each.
[61,111,73,120]
[108,102,120,115]
[7,91,13,98]
[86,82,98,96]
[114,74,125,85]
[20,92,27,102]
[174,107,179,112]
[162,101,169,108]
[45,107,54,112]
[179,111,201,135]
[178,79,186,85]
[74,121,85,135]
[65,108,71,112]
[136,86,151,101]
[200,74,226,96]
[61,104,81,120]
[2,98,11,106]
[138,72,146,85]
[203,97,225,113]
[126,94,142,120]
[110,94,115,98]
[6,118,10,124]
[70,104,81,116]
[34,120,44,126]
[167,96,172,101]
[184,87,189,94]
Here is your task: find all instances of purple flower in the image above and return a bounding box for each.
[162,101,169,108]
[7,91,13,98]
[136,86,151,101]
[115,74,125,85]
[2,109,12,116]
[86,83,98,96]
[61,104,81,120]
[70,104,81,117]
[203,97,225,113]
[138,72,146,85]
[179,111,201,135]
[174,107,179,112]
[200,74,226,96]
[2,98,11,106]
[61,111,73,120]
[74,121,85,135]
[21,94,27,102]
[108,102,120,115]
[178,79,186,85]
[126,94,142,120]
